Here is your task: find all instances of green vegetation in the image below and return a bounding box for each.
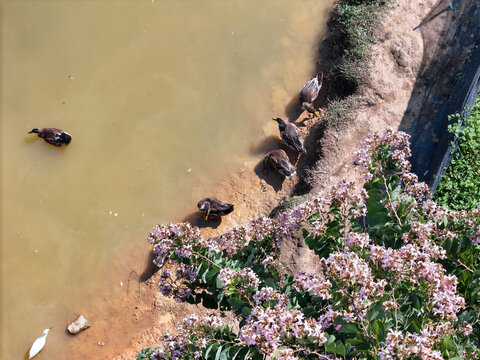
[435,96,480,210]
[324,96,356,127]
[335,0,390,91]
[324,0,391,127]
[137,347,160,360]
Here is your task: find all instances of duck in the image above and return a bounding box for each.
[263,149,296,178]
[29,128,72,146]
[299,72,323,115]
[197,197,234,220]
[29,328,52,359]
[272,117,306,154]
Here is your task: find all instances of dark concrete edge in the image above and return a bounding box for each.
[430,62,480,194]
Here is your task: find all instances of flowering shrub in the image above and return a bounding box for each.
[139,128,480,360]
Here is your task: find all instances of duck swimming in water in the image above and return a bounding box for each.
[299,73,323,115]
[263,149,296,178]
[273,117,306,154]
[29,128,72,146]
[197,197,234,221]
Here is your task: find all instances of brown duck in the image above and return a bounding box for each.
[29,128,72,146]
[197,197,234,220]
[273,117,306,154]
[299,73,323,115]
[263,149,296,178]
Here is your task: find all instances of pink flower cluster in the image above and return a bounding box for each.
[214,225,249,257]
[147,222,218,264]
[293,272,332,299]
[218,267,260,295]
[158,262,195,302]
[369,244,465,321]
[353,127,411,179]
[153,314,224,360]
[252,287,289,307]
[322,251,387,320]
[380,328,443,360]
[473,224,480,246]
[239,305,327,356]
[345,232,371,249]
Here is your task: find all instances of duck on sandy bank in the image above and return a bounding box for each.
[29,128,72,146]
[263,149,296,178]
[299,73,323,116]
[197,197,234,221]
[273,117,306,154]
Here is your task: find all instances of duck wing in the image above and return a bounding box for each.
[211,200,234,214]
[299,73,323,103]
[201,197,233,216]
[281,123,306,154]
[42,129,72,146]
[274,156,295,177]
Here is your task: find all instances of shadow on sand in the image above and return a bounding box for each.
[397,0,480,188]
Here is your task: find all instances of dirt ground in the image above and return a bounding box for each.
[70,0,451,358]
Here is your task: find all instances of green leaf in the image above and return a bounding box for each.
[367,310,380,321]
[227,297,244,311]
[325,334,336,346]
[340,323,360,335]
[335,341,347,357]
[204,268,219,283]
[215,346,223,360]
[230,347,243,360]
[205,343,218,359]
[241,306,252,318]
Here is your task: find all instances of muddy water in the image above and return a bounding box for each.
[1,0,332,358]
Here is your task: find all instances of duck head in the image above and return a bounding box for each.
[29,128,40,134]
[272,117,288,130]
[198,202,210,220]
[281,169,296,179]
[300,103,319,116]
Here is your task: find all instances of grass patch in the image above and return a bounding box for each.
[279,195,308,210]
[333,0,391,92]
[324,96,356,127]
[434,95,480,210]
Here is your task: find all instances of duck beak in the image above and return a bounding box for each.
[205,215,208,221]
[272,117,279,121]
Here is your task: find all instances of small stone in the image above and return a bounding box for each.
[67,314,91,335]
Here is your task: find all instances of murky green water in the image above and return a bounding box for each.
[1,0,332,358]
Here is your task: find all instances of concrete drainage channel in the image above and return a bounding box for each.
[398,0,480,193]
